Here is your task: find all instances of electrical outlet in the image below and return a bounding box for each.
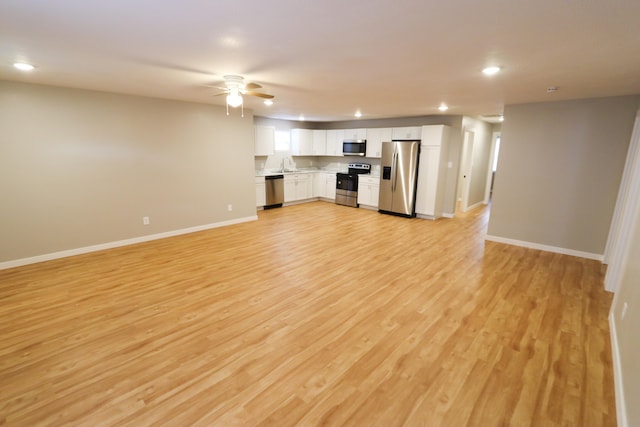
[227,204,233,212]
[142,216,150,225]
[621,302,628,320]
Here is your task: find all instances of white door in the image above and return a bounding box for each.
[457,130,474,213]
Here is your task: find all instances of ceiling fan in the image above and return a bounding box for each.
[213,75,274,116]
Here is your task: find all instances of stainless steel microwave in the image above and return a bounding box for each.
[343,139,366,156]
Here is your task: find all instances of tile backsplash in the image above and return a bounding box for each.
[255,154,380,174]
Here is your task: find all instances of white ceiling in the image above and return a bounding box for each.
[1,0,639,122]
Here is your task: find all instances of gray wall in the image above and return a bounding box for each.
[253,116,316,131]
[487,95,640,256]
[319,115,463,130]
[254,115,464,132]
[0,80,256,264]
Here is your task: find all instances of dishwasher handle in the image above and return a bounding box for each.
[265,174,284,180]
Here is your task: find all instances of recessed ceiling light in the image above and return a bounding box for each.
[263,99,273,106]
[14,62,35,71]
[547,86,558,93]
[220,36,242,48]
[438,104,449,112]
[354,110,362,118]
[299,114,305,121]
[482,66,501,75]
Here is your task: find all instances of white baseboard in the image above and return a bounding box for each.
[416,213,436,220]
[0,215,258,271]
[609,312,628,427]
[358,204,378,211]
[466,201,484,211]
[442,212,455,219]
[283,198,318,207]
[485,235,604,261]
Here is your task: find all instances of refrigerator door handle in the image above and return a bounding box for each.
[392,150,399,191]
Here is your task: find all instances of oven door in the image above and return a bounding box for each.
[336,173,358,207]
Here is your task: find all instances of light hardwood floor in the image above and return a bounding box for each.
[0,202,615,426]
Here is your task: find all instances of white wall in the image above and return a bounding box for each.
[487,95,640,258]
[610,197,640,427]
[0,81,256,266]
[606,110,640,427]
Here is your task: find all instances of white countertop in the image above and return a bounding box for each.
[255,168,345,177]
[255,169,380,179]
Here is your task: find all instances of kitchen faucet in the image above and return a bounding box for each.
[281,157,294,172]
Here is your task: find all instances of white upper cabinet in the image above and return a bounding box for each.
[392,126,422,140]
[312,130,327,156]
[254,125,275,156]
[420,125,446,146]
[325,129,344,156]
[415,125,451,219]
[343,128,367,140]
[291,129,313,156]
[365,127,392,158]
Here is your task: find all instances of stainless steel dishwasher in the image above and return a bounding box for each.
[264,174,284,209]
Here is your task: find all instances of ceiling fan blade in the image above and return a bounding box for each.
[203,83,228,89]
[213,91,228,96]
[244,82,262,90]
[244,91,274,99]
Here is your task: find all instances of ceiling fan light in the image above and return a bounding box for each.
[226,92,243,108]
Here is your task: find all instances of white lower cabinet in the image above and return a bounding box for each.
[284,174,312,202]
[313,172,337,200]
[357,176,380,208]
[255,176,266,207]
[313,173,325,198]
[326,174,336,200]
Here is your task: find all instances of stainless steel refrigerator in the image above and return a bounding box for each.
[378,140,420,217]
